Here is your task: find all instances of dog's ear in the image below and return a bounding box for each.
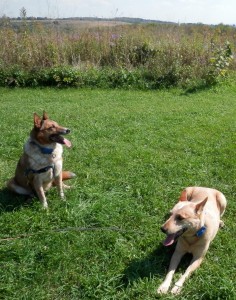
[179,189,188,201]
[195,197,208,215]
[43,111,49,120]
[34,113,42,129]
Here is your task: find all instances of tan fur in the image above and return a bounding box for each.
[157,186,227,295]
[7,112,75,209]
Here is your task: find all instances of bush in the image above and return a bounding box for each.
[206,41,233,85]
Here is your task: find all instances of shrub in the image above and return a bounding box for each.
[129,42,157,66]
[206,41,233,85]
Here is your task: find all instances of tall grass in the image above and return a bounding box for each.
[0,18,235,88]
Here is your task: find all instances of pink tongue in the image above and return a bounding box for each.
[163,234,176,247]
[63,137,72,148]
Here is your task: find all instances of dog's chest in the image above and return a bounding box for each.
[24,141,63,178]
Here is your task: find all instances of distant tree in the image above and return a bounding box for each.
[20,7,27,19]
[0,14,10,27]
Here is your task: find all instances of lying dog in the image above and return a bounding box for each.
[7,112,75,209]
[157,186,227,294]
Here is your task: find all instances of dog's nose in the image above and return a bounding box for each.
[161,226,167,234]
[65,129,70,134]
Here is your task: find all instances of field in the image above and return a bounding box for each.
[0,18,235,89]
[0,85,235,299]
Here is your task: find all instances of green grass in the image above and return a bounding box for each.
[0,85,235,299]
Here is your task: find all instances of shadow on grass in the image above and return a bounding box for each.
[182,82,216,95]
[0,187,31,213]
[121,243,175,287]
[121,243,194,289]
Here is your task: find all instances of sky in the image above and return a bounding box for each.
[0,0,235,25]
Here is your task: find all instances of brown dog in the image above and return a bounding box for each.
[7,112,75,209]
[157,186,227,294]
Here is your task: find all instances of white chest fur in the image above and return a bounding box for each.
[24,139,63,179]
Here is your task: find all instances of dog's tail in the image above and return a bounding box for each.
[62,171,76,181]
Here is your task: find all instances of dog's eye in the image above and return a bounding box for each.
[48,125,55,130]
[176,214,184,221]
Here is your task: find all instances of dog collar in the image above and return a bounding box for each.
[30,141,54,155]
[195,225,207,237]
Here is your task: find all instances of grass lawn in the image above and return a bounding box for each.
[0,85,235,299]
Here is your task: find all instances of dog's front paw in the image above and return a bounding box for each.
[60,192,65,199]
[42,202,48,210]
[62,183,71,189]
[171,283,182,295]
[157,283,169,294]
[219,220,225,228]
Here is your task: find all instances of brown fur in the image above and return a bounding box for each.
[157,186,227,294]
[7,112,75,209]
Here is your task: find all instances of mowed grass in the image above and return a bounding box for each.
[0,86,235,300]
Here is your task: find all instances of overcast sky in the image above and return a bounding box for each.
[0,0,235,25]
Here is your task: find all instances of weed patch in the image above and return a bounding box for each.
[0,20,235,89]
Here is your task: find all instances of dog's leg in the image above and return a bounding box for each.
[34,185,48,209]
[33,177,48,209]
[7,178,33,196]
[157,249,184,294]
[54,173,65,199]
[52,171,76,189]
[171,253,206,295]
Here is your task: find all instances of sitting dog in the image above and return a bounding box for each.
[7,111,75,209]
[157,186,227,294]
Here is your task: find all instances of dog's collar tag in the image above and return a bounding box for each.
[196,226,207,237]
